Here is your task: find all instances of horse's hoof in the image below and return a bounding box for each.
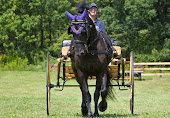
[93,112,99,117]
[99,101,107,112]
[88,112,93,118]
[81,106,88,116]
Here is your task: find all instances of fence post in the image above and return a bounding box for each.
[159,61,162,78]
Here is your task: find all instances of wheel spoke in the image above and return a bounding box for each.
[130,51,134,114]
[46,52,50,115]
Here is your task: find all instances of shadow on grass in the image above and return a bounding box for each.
[134,78,153,81]
[99,113,138,118]
[138,78,153,81]
[75,113,138,118]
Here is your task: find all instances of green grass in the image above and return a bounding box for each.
[0,71,170,118]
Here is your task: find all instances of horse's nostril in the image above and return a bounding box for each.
[80,51,85,55]
[81,52,84,55]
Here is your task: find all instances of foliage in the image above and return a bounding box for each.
[0,53,58,71]
[0,0,169,69]
[0,54,28,70]
[48,31,72,57]
[134,38,170,62]
[0,0,72,65]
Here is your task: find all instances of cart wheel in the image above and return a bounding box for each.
[46,52,50,115]
[130,51,134,114]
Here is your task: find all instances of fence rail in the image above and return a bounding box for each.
[142,73,170,76]
[134,62,170,66]
[133,62,170,79]
[144,68,170,71]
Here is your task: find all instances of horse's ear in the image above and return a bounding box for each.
[86,15,96,31]
[68,26,73,35]
[86,15,97,38]
[86,15,93,25]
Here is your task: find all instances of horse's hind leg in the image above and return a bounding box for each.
[99,71,108,112]
[94,76,101,117]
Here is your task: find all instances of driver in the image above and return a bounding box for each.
[88,3,106,33]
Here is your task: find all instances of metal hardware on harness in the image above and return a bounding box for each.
[84,44,89,53]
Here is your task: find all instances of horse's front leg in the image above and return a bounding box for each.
[76,71,92,117]
[99,71,108,112]
[80,86,91,116]
[94,75,101,117]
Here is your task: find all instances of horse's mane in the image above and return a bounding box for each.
[76,0,88,14]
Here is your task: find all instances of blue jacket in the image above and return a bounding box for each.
[94,18,106,33]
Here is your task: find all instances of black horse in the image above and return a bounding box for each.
[66,3,115,117]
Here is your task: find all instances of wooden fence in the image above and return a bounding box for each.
[134,62,170,78]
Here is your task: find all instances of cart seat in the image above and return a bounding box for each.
[64,65,119,80]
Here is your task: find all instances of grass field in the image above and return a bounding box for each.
[0,71,170,118]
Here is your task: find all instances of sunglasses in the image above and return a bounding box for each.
[89,7,97,11]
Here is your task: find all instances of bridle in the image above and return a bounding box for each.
[71,15,91,52]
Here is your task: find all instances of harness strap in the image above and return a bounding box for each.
[101,33,114,56]
[88,32,113,57]
[101,33,113,48]
[89,50,111,55]
[87,32,100,48]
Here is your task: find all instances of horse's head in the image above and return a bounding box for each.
[66,9,90,56]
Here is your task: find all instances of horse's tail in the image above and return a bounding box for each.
[107,70,116,100]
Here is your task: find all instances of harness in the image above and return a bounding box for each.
[88,32,114,57]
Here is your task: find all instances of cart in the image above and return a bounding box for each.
[46,40,134,115]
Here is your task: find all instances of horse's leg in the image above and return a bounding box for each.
[72,66,88,116]
[82,82,92,117]
[77,71,92,117]
[99,71,108,112]
[94,75,101,117]
[80,86,88,116]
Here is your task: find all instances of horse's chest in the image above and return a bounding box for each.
[76,55,107,74]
